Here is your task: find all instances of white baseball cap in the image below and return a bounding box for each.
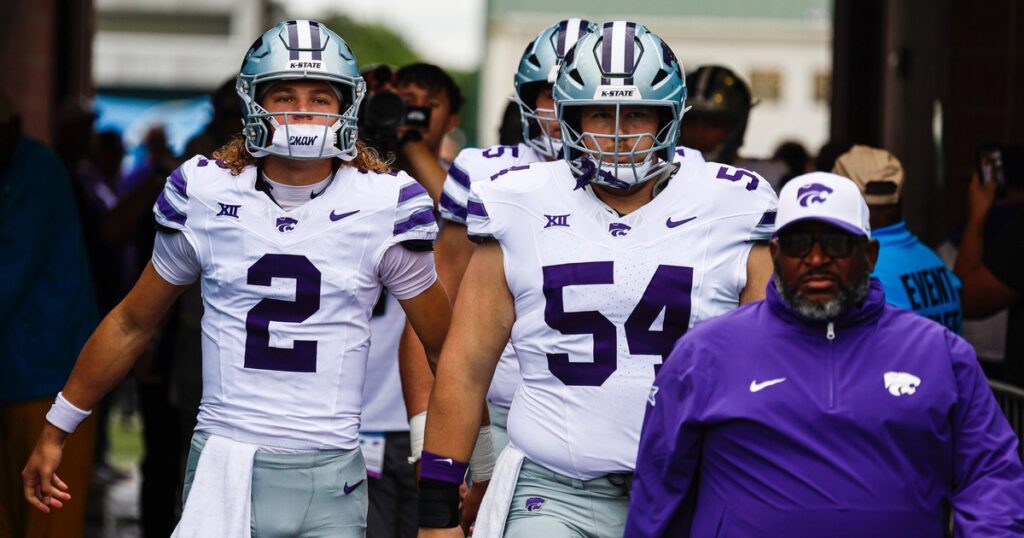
[773,172,871,239]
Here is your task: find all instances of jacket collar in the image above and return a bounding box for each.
[766,277,887,329]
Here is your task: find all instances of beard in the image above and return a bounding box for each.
[773,269,871,322]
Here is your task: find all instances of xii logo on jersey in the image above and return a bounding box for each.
[544,214,571,228]
[276,216,298,233]
[217,203,241,218]
[609,222,631,237]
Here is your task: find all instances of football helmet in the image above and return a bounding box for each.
[513,19,595,160]
[237,20,365,160]
[554,21,687,189]
[684,65,752,164]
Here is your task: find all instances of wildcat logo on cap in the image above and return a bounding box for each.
[797,183,833,207]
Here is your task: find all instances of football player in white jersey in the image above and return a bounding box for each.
[23,20,450,537]
[436,17,596,461]
[417,22,777,538]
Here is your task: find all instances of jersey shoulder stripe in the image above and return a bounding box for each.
[440,143,541,224]
[153,154,214,230]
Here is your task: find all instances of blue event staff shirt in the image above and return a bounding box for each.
[871,221,962,333]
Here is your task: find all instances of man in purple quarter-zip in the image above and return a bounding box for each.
[626,171,1024,538]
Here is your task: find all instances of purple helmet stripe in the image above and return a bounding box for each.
[309,21,322,61]
[286,21,299,60]
[447,163,471,189]
[393,207,436,235]
[440,192,467,222]
[467,199,488,218]
[578,19,590,36]
[156,192,186,226]
[601,22,614,79]
[556,20,569,56]
[398,182,428,204]
[169,167,187,197]
[623,22,637,85]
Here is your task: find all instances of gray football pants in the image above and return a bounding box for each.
[504,458,631,538]
[182,431,368,538]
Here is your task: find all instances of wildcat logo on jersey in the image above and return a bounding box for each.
[797,183,833,207]
[544,214,570,228]
[288,61,323,70]
[276,216,298,233]
[884,371,921,397]
[525,497,546,512]
[290,135,319,146]
[609,222,631,237]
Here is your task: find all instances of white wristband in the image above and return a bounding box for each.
[45,392,92,434]
[469,426,496,482]
[407,411,427,464]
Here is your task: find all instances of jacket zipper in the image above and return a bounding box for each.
[826,321,836,409]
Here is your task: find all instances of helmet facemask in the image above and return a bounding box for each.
[560,102,679,190]
[238,75,364,161]
[516,81,563,160]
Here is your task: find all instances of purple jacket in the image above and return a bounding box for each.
[626,279,1024,537]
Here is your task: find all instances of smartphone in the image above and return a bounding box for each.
[976,143,1007,197]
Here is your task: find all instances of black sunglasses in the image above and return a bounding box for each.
[778,233,866,258]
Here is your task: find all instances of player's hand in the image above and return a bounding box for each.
[22,423,72,513]
[967,172,997,223]
[418,527,465,538]
[460,479,489,535]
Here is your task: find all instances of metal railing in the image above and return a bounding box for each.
[990,380,1024,461]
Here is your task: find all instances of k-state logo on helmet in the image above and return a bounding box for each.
[290,135,319,146]
[288,61,323,70]
[797,183,834,207]
[525,497,546,512]
[884,371,921,397]
[276,216,298,233]
[593,85,641,100]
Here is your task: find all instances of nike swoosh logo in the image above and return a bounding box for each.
[433,458,453,466]
[666,216,698,228]
[310,185,329,199]
[329,209,360,222]
[343,479,364,495]
[749,378,787,392]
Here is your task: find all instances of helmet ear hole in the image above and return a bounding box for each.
[651,69,669,87]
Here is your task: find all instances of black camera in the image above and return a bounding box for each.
[358,66,431,153]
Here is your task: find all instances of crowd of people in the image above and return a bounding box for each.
[2,15,1023,538]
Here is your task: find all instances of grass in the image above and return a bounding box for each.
[107,413,143,468]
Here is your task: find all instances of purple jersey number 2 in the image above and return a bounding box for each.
[244,254,322,372]
[542,262,693,386]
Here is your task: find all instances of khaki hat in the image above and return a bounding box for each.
[832,145,904,205]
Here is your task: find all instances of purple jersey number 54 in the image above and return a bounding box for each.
[542,262,693,386]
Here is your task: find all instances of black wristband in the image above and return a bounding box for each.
[417,478,461,528]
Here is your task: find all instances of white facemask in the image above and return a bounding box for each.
[597,153,656,184]
[266,117,347,160]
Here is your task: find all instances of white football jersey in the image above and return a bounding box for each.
[467,156,776,479]
[441,144,707,407]
[440,143,544,406]
[153,156,437,451]
[360,292,408,432]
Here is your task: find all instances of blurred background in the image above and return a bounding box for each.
[4,0,1022,241]
[2,1,1022,536]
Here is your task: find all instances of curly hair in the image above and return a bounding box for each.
[211,136,393,176]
